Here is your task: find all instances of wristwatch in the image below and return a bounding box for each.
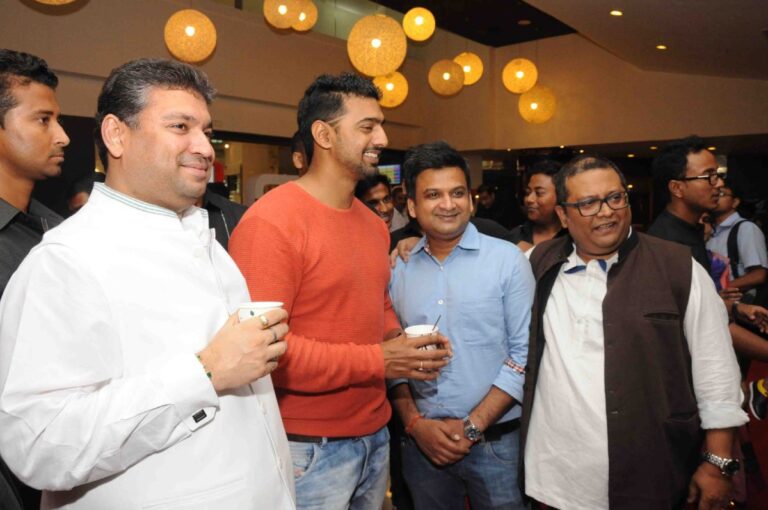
[702,451,740,477]
[462,416,482,442]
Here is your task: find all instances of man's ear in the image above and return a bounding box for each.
[555,205,568,229]
[311,120,333,151]
[668,179,684,199]
[101,114,126,159]
[407,197,416,219]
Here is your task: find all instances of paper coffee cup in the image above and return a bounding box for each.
[405,324,439,351]
[237,301,284,322]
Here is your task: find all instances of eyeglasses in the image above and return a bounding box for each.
[560,191,630,217]
[673,172,722,186]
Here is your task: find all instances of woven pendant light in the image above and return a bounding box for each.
[453,52,483,85]
[263,0,301,30]
[164,9,217,64]
[428,60,464,96]
[402,7,435,42]
[292,0,318,32]
[502,58,538,94]
[373,72,408,108]
[347,14,407,77]
[518,85,556,123]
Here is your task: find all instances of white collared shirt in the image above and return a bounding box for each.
[524,248,747,510]
[0,184,295,509]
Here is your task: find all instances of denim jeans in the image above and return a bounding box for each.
[289,426,390,510]
[401,426,524,510]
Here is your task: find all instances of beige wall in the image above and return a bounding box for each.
[2,0,766,152]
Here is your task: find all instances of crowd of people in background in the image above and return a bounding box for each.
[1,47,767,510]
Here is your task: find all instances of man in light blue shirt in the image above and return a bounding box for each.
[388,141,534,510]
[707,184,767,301]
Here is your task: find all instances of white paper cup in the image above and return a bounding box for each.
[405,324,439,351]
[237,301,284,323]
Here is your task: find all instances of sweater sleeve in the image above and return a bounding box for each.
[229,212,385,393]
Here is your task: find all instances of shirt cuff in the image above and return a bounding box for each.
[698,401,749,430]
[492,365,525,404]
[148,353,220,432]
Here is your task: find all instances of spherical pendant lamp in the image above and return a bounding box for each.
[164,9,217,64]
[373,72,409,108]
[453,52,483,85]
[292,0,318,32]
[428,59,464,97]
[518,85,556,124]
[402,7,435,42]
[347,15,407,77]
[263,0,301,30]
[502,58,538,94]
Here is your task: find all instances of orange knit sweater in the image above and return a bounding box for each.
[229,182,399,436]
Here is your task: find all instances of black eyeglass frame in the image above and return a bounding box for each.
[560,191,631,217]
[672,172,724,186]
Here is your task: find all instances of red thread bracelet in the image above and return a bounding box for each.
[405,414,423,436]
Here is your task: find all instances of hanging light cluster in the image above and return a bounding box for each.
[502,57,556,123]
[164,9,217,64]
[264,0,318,32]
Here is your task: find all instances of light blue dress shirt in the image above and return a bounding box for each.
[389,223,535,423]
[706,212,768,279]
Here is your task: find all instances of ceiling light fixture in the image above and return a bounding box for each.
[453,52,484,85]
[610,10,623,16]
[164,9,217,64]
[403,7,435,41]
[263,0,301,29]
[502,58,538,94]
[656,44,668,50]
[292,0,318,32]
[347,14,407,77]
[428,59,464,96]
[373,72,408,108]
[518,85,556,124]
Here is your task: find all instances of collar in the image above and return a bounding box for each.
[562,249,618,274]
[412,221,480,256]
[550,227,637,269]
[0,197,61,230]
[717,211,742,229]
[660,208,702,233]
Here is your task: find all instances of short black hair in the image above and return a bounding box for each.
[0,49,58,127]
[403,141,470,199]
[528,159,561,180]
[95,58,215,165]
[354,174,391,200]
[651,135,708,203]
[555,155,627,204]
[297,73,380,167]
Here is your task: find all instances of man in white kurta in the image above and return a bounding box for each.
[0,58,295,509]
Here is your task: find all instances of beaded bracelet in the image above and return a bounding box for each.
[196,354,212,379]
[405,414,423,436]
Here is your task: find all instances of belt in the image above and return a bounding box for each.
[286,433,359,444]
[482,418,520,442]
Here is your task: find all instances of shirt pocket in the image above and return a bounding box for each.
[455,297,506,347]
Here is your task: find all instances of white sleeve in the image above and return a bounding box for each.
[0,245,219,491]
[684,258,748,429]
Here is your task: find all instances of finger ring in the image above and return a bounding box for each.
[270,327,278,343]
[258,314,269,328]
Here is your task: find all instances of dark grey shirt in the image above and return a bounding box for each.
[647,208,710,272]
[0,198,62,298]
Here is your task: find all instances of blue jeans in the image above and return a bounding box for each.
[289,426,390,510]
[401,425,524,510]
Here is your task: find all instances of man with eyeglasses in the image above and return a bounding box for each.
[648,136,724,272]
[520,155,746,510]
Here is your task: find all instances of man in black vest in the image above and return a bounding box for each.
[520,155,747,509]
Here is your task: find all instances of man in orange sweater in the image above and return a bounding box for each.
[230,73,451,510]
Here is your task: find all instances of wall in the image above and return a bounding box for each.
[2,0,767,153]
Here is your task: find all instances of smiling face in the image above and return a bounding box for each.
[330,95,388,180]
[408,166,473,244]
[0,81,70,181]
[556,167,631,262]
[112,87,214,212]
[524,173,558,225]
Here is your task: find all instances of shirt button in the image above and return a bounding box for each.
[438,299,444,305]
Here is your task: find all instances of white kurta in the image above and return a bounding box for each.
[524,249,747,510]
[0,184,295,509]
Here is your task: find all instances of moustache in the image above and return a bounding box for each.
[177,156,211,170]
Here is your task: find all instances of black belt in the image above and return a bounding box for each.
[482,418,520,442]
[286,433,359,443]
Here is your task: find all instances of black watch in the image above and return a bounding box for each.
[462,416,482,442]
[702,451,740,477]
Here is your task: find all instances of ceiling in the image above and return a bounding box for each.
[371,0,575,47]
[518,0,768,80]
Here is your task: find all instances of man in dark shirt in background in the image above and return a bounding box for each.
[648,136,723,271]
[0,48,69,510]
